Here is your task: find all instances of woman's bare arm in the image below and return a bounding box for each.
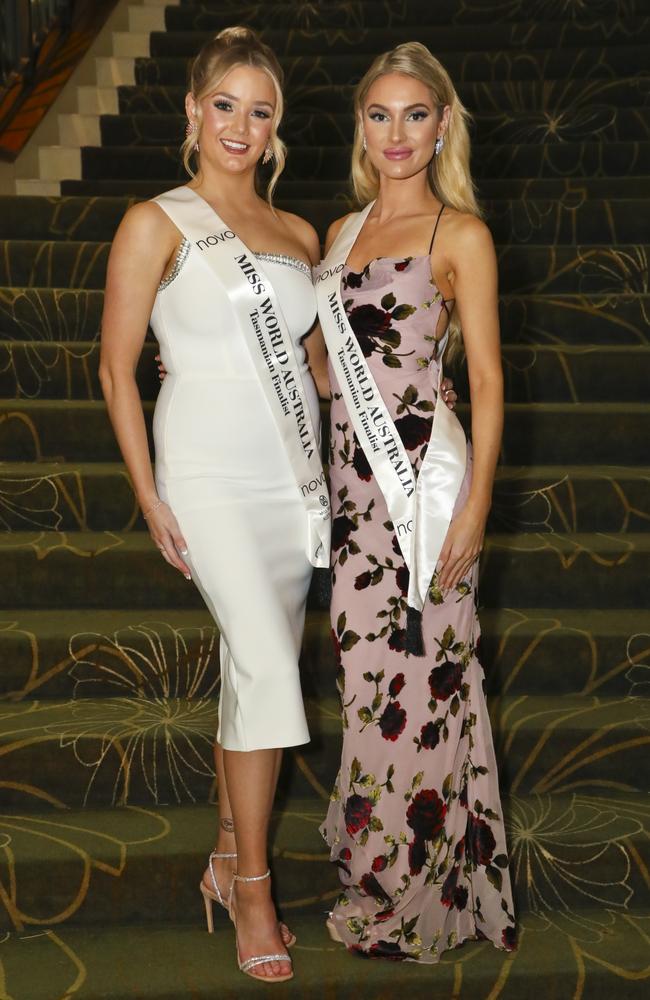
[290,213,348,401]
[436,216,503,591]
[303,324,330,400]
[99,202,191,578]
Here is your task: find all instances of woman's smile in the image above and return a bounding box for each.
[220,138,250,154]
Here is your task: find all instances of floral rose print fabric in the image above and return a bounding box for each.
[319,256,516,962]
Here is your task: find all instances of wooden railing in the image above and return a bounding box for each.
[1,0,75,90]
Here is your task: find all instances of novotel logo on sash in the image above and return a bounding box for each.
[300,470,327,500]
[196,229,236,250]
[397,518,413,538]
[316,263,344,282]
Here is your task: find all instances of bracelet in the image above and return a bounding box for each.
[142,498,164,520]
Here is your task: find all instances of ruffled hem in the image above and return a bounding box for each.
[327,917,517,965]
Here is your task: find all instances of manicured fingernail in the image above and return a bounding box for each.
[185,573,191,581]
[181,548,188,555]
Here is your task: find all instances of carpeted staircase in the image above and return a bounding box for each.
[1,1,649,997]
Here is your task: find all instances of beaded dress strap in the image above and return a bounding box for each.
[254,251,312,278]
[158,238,190,290]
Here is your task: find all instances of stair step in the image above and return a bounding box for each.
[77,85,119,116]
[58,175,650,200]
[4,907,650,999]
[0,340,158,401]
[111,32,153,59]
[95,57,135,89]
[37,146,81,181]
[131,48,650,87]
[0,693,647,807]
[0,242,110,290]
[166,0,650,29]
[2,398,648,465]
[2,340,648,403]
[0,197,139,242]
[0,459,647,536]
[13,179,61,197]
[4,194,650,246]
[98,106,650,147]
[128,4,167,33]
[1,241,647,295]
[115,78,650,117]
[58,113,102,148]
[76,141,650,184]
[2,792,647,929]
[1,2,647,992]
[0,530,647,610]
[497,293,650,346]
[1,607,648,702]
[494,345,650,401]
[1,291,648,347]
[151,22,650,56]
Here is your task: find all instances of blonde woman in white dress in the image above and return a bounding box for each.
[100,27,332,984]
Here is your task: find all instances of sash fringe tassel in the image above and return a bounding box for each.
[406,605,425,657]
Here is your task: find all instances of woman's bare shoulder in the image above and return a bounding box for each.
[324,211,356,254]
[276,208,320,264]
[443,210,494,259]
[115,199,178,244]
[113,201,181,266]
[107,200,180,291]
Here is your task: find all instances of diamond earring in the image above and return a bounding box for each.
[434,134,445,156]
[263,144,273,164]
[362,134,367,151]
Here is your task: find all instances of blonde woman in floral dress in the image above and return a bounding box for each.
[315,43,516,961]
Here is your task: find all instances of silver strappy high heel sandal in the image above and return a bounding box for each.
[326,912,344,943]
[199,851,296,947]
[228,869,293,984]
[199,850,237,933]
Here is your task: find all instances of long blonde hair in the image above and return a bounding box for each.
[351,43,482,361]
[181,26,286,204]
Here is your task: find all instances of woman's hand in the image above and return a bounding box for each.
[441,376,457,410]
[436,503,486,592]
[144,500,192,579]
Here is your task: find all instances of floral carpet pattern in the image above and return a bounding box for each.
[0,0,649,996]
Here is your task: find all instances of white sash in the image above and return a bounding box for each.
[315,203,467,612]
[154,186,330,569]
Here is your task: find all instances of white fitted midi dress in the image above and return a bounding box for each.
[149,189,319,752]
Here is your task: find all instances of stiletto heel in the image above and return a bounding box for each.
[201,884,215,933]
[228,870,293,984]
[199,850,237,932]
[199,850,296,946]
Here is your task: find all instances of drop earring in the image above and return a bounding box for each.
[434,134,445,156]
[362,134,367,152]
[185,120,199,152]
[263,144,273,165]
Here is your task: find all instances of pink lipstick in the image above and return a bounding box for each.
[383,147,413,160]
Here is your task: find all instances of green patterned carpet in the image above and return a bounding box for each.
[1,1,650,997]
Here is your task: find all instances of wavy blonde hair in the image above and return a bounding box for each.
[351,43,482,361]
[181,26,286,204]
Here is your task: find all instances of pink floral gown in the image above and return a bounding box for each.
[319,242,517,963]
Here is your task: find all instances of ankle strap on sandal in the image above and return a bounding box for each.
[232,869,271,884]
[209,850,237,860]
